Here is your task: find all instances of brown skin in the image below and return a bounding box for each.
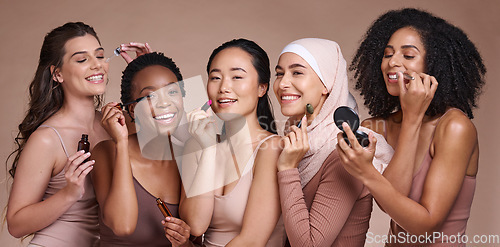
[91,64,192,246]
[336,27,479,235]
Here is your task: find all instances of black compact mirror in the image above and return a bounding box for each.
[333,106,370,147]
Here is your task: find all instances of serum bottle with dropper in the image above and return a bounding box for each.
[77,134,90,162]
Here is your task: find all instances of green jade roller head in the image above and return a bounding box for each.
[297,104,314,128]
[306,103,314,114]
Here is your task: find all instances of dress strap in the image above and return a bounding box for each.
[38,125,70,158]
[382,120,388,139]
[241,134,278,175]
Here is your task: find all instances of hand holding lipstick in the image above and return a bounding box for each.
[187,100,218,149]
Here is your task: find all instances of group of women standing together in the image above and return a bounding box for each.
[6,7,486,247]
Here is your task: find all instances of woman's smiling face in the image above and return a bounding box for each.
[54,34,109,97]
[131,65,184,135]
[207,47,266,120]
[381,27,426,96]
[274,52,328,119]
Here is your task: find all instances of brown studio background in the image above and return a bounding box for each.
[1,0,498,246]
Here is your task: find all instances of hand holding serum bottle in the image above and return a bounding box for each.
[77,134,90,162]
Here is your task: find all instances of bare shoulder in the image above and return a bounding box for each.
[435,110,477,142]
[257,135,282,154]
[254,135,282,172]
[17,127,65,173]
[93,139,117,154]
[27,127,62,148]
[24,127,67,159]
[361,116,386,136]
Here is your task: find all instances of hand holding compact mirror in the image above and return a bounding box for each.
[333,106,370,147]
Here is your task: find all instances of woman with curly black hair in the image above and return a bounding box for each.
[337,8,486,246]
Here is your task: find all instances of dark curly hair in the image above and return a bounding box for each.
[120,52,184,114]
[7,22,102,178]
[350,8,486,119]
[207,38,277,134]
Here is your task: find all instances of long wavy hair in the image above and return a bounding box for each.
[350,8,486,119]
[6,22,103,178]
[207,38,277,134]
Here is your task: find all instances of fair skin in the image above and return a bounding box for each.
[179,47,282,246]
[7,34,110,237]
[337,27,479,235]
[273,52,372,245]
[273,52,328,170]
[91,65,192,246]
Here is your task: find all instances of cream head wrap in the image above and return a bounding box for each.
[279,38,393,187]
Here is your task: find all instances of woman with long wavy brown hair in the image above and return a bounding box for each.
[5,22,111,246]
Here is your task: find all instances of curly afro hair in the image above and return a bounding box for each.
[350,8,486,119]
[121,52,184,109]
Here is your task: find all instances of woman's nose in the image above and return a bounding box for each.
[219,77,231,93]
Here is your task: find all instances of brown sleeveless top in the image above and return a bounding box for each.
[99,177,179,247]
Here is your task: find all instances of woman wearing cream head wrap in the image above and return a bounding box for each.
[274,38,393,246]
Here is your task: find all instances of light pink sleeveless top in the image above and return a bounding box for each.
[203,135,286,247]
[388,109,476,247]
[29,125,99,247]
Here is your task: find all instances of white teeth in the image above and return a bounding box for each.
[218,99,236,103]
[282,95,300,100]
[154,113,174,120]
[86,75,103,81]
[388,74,397,79]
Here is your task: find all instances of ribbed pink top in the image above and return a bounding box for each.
[278,150,372,247]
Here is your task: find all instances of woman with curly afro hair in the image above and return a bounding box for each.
[337,8,486,246]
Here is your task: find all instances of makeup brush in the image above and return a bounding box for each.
[397,73,415,81]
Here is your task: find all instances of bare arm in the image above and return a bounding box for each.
[179,109,219,236]
[367,72,438,196]
[339,113,476,234]
[226,136,283,247]
[7,129,93,237]
[179,138,218,237]
[91,103,137,236]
